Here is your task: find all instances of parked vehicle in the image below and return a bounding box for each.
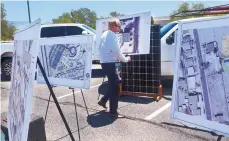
[1,23,98,81]
[160,17,215,79]
[1,17,221,81]
[1,41,14,81]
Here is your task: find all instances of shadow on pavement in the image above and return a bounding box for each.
[1,125,9,140]
[87,111,116,128]
[161,79,173,88]
[98,82,155,104]
[123,115,218,141]
[119,95,155,104]
[161,79,173,101]
[97,79,174,103]
[161,122,224,141]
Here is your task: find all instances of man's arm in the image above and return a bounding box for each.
[116,49,129,62]
[111,33,129,62]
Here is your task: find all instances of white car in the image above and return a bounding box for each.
[160,17,215,79]
[1,41,14,81]
[1,23,99,81]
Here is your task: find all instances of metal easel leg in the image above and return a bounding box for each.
[80,90,89,117]
[72,88,81,141]
[37,58,75,141]
[44,91,52,123]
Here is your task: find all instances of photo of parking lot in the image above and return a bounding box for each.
[96,11,151,55]
[176,26,229,126]
[119,17,140,54]
[2,1,229,141]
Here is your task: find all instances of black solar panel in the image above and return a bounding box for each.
[120,24,161,95]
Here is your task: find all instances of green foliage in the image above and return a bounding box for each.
[173,2,190,15]
[170,2,226,22]
[52,9,127,29]
[1,3,17,41]
[70,8,97,29]
[109,11,124,17]
[52,12,73,23]
[100,11,155,25]
[52,8,97,29]
[1,3,6,19]
[151,17,154,24]
[192,2,205,10]
[98,11,125,19]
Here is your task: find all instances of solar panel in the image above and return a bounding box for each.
[120,25,161,95]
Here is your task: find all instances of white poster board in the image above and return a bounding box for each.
[36,35,93,89]
[96,11,151,55]
[171,16,229,136]
[8,18,41,141]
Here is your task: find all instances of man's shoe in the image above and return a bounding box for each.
[108,112,125,118]
[98,101,107,109]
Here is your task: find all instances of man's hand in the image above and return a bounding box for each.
[126,56,131,62]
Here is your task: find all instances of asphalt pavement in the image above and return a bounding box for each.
[1,65,229,141]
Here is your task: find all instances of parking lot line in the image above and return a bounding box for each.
[144,102,171,120]
[57,83,102,99]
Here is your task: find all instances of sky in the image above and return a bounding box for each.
[2,0,229,26]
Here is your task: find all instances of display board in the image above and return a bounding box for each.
[8,18,41,141]
[36,35,93,89]
[121,25,161,94]
[171,16,229,136]
[96,11,151,54]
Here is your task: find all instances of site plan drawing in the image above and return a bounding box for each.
[37,35,93,89]
[96,11,151,55]
[171,16,229,136]
[8,19,41,141]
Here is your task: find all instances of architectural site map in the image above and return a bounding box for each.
[175,26,229,127]
[37,35,93,89]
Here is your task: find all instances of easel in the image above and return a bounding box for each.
[37,58,76,141]
[40,59,91,141]
[68,87,90,141]
[44,85,56,122]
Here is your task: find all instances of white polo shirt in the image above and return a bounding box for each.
[99,30,128,63]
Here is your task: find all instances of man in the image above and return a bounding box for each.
[98,18,130,118]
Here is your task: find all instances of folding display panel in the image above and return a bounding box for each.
[96,11,151,55]
[8,18,41,141]
[171,16,229,136]
[37,35,93,89]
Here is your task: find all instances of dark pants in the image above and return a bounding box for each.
[100,63,120,114]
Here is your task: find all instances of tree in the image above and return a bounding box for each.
[98,11,125,19]
[151,17,154,24]
[170,2,207,21]
[171,2,190,16]
[52,12,73,23]
[109,11,124,17]
[1,3,6,19]
[70,8,97,29]
[52,8,97,29]
[170,2,226,21]
[191,2,205,10]
[1,3,16,41]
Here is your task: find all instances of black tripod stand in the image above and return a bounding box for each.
[37,58,76,141]
[68,87,90,141]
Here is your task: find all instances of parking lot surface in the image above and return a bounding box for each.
[1,65,229,141]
